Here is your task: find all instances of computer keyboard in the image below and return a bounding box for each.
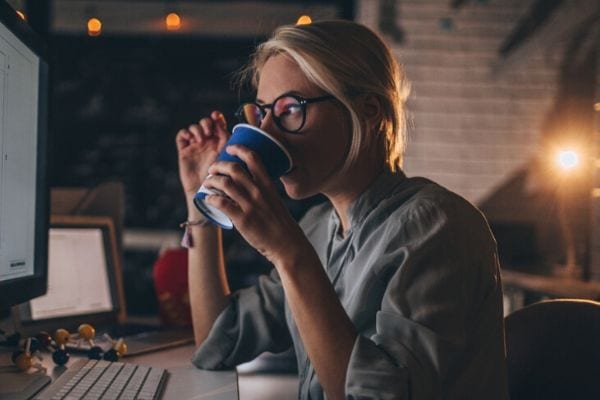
[34,359,168,400]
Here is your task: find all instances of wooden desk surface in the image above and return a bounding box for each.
[0,344,238,400]
[1,339,302,400]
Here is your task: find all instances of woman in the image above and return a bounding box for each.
[176,20,508,400]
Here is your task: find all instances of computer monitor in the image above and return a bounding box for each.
[0,0,49,311]
[16,215,126,335]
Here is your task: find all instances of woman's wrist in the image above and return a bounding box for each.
[185,193,202,216]
[274,245,321,285]
[271,235,317,274]
[180,213,214,248]
[187,205,204,220]
[184,200,213,232]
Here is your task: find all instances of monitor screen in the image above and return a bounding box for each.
[17,216,125,335]
[27,227,115,320]
[0,1,48,309]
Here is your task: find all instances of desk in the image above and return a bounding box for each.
[1,344,238,400]
[127,346,298,400]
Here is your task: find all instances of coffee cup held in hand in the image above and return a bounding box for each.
[193,123,293,229]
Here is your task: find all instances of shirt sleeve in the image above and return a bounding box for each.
[345,195,505,399]
[191,267,292,369]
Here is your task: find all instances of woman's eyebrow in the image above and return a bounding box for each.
[255,90,306,105]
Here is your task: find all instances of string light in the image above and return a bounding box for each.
[296,15,312,25]
[87,18,102,37]
[165,12,181,31]
[16,10,26,21]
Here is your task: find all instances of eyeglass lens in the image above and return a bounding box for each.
[273,96,303,131]
[240,96,304,132]
[239,103,262,127]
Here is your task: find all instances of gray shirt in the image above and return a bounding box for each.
[192,170,509,399]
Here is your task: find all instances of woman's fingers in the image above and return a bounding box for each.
[224,145,274,190]
[206,160,258,204]
[175,111,231,196]
[178,111,229,153]
[203,174,252,209]
[176,128,194,151]
[186,123,200,140]
[175,128,188,146]
[211,111,227,131]
[205,193,243,221]
[211,111,230,149]
[195,112,225,140]
[208,159,259,194]
[199,117,215,138]
[206,145,277,202]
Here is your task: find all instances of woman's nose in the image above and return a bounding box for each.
[260,109,275,130]
[260,110,281,135]
[260,111,287,143]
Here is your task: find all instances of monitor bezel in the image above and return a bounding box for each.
[0,0,49,309]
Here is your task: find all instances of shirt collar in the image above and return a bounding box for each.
[346,169,407,230]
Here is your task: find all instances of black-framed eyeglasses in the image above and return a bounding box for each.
[235,93,336,134]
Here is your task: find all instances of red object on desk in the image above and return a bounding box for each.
[153,248,192,327]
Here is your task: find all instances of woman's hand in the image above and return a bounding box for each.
[176,111,229,198]
[202,144,307,264]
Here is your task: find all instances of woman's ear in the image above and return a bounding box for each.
[359,94,383,131]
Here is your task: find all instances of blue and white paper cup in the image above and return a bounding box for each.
[193,123,293,229]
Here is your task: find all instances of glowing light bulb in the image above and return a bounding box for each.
[16,10,26,20]
[296,15,312,25]
[87,18,102,37]
[166,13,181,31]
[557,150,579,170]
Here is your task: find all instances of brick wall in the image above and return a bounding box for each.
[357,0,562,204]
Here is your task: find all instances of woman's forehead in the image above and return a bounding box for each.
[257,54,318,101]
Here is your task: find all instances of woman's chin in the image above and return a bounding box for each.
[281,176,307,200]
[281,169,321,200]
[281,182,302,200]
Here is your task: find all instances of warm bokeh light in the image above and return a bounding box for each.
[556,149,579,170]
[87,18,102,37]
[16,10,26,21]
[165,12,181,31]
[594,102,600,112]
[296,15,312,25]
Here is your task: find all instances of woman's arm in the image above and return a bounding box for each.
[202,145,358,399]
[185,204,231,347]
[176,111,231,346]
[275,243,357,400]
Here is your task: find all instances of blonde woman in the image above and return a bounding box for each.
[176,20,508,400]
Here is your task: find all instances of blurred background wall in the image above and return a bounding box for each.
[358,0,597,276]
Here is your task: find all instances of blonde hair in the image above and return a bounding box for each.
[237,20,410,172]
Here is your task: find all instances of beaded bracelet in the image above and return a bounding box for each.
[179,219,211,248]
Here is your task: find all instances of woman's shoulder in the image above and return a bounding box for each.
[296,174,489,239]
[375,176,491,240]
